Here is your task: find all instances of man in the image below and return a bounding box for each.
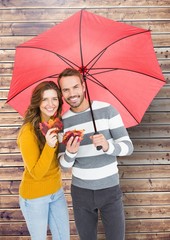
[58,68,134,240]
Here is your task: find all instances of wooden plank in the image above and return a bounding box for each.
[1,165,170,181]
[4,179,64,195]
[0,48,169,63]
[1,138,170,153]
[0,8,170,22]
[0,154,23,166]
[120,165,170,178]
[1,0,170,8]
[0,34,170,50]
[0,0,170,8]
[156,86,170,98]
[124,205,170,219]
[5,168,58,182]
[118,152,170,165]
[0,221,77,235]
[0,219,170,235]
[0,111,169,126]
[121,179,170,192]
[1,178,170,195]
[133,139,170,151]
[0,50,15,61]
[1,191,170,207]
[128,124,170,138]
[0,168,72,181]
[0,195,74,209]
[125,219,170,233]
[0,138,169,153]
[1,233,170,240]
[0,207,74,222]
[0,22,56,36]
[125,233,170,240]
[147,99,170,111]
[0,151,169,167]
[0,113,23,125]
[1,21,170,36]
[123,192,170,206]
[1,204,170,223]
[0,126,20,139]
[0,140,19,153]
[141,112,170,124]
[1,124,170,139]
[1,192,170,208]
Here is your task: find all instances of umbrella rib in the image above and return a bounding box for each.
[17,45,80,69]
[79,10,99,134]
[6,75,59,102]
[87,67,165,83]
[86,73,140,125]
[79,9,85,70]
[85,30,151,74]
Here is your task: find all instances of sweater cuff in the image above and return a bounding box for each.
[104,141,115,155]
[65,149,77,158]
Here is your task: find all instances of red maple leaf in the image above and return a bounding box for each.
[62,129,85,144]
[39,117,63,136]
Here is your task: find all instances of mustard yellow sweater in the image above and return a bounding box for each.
[17,123,62,199]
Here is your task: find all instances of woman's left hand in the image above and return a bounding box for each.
[45,128,58,148]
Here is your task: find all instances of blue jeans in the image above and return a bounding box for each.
[71,185,125,240]
[19,188,70,240]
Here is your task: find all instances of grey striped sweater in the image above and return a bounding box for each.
[58,101,134,190]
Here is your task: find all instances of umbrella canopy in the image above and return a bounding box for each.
[7,9,165,128]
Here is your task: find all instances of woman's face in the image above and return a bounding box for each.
[40,89,59,121]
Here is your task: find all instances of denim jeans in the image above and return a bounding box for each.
[71,185,125,240]
[19,188,70,240]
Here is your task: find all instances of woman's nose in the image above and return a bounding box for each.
[48,99,54,106]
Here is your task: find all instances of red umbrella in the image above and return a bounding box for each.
[7,9,165,129]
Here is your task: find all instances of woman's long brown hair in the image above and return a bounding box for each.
[23,81,63,150]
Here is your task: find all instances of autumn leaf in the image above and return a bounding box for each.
[62,129,85,144]
[39,117,63,136]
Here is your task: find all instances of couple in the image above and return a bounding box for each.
[18,68,134,240]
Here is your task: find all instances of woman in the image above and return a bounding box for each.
[17,81,70,240]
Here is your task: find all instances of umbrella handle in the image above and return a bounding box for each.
[97,145,102,151]
[93,132,102,151]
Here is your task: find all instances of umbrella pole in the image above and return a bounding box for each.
[83,75,102,150]
[83,75,97,132]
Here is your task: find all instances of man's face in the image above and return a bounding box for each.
[59,75,86,111]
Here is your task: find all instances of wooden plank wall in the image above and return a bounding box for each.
[0,0,170,239]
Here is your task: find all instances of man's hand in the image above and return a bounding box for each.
[90,133,109,152]
[66,136,80,154]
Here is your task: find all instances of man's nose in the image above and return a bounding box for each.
[69,89,75,96]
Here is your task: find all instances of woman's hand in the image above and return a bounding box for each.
[45,128,58,148]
